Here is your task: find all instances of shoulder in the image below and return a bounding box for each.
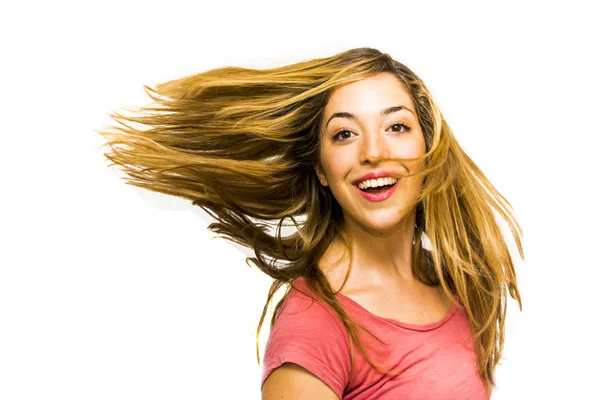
[268,278,350,352]
[281,279,345,322]
[261,278,351,399]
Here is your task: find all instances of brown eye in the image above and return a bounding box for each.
[331,123,411,142]
[390,123,411,133]
[332,129,354,142]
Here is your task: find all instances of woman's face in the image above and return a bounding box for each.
[315,72,426,233]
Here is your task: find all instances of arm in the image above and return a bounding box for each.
[262,363,340,400]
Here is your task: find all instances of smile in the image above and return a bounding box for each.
[352,180,399,202]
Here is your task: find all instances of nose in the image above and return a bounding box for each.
[359,130,390,164]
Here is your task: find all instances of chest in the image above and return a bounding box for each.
[341,282,454,325]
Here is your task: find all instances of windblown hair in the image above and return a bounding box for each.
[96,47,524,393]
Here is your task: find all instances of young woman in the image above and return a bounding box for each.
[97,47,524,399]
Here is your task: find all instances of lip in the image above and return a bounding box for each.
[351,171,400,186]
[353,180,399,202]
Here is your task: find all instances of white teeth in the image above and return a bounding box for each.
[357,177,398,189]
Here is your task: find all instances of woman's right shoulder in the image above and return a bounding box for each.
[261,277,351,399]
[277,278,344,330]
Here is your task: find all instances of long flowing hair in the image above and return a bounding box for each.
[96,47,524,393]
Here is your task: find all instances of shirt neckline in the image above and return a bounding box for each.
[335,289,460,332]
[293,277,460,332]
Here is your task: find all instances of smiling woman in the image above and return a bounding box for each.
[96,47,524,399]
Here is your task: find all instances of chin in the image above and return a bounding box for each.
[361,219,407,232]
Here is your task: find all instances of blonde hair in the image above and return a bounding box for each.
[96,47,524,393]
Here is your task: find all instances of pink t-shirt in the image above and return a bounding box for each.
[261,277,491,399]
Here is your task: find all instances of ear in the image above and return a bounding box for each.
[313,161,329,187]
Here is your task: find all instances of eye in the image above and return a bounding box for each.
[331,123,411,142]
[390,123,411,133]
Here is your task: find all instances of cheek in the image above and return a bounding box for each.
[322,150,353,181]
[397,135,426,166]
[404,133,426,154]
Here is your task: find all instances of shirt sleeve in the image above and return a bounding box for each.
[261,293,351,399]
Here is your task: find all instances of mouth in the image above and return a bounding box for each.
[352,180,400,202]
[354,181,398,194]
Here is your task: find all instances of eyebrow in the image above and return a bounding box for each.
[325,105,415,128]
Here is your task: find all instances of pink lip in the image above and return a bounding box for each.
[353,180,399,202]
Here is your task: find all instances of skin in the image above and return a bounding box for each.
[314,72,428,292]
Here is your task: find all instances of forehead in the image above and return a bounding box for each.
[324,72,415,116]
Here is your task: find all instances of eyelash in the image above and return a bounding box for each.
[331,123,412,142]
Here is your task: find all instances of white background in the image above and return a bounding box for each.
[1,1,598,399]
